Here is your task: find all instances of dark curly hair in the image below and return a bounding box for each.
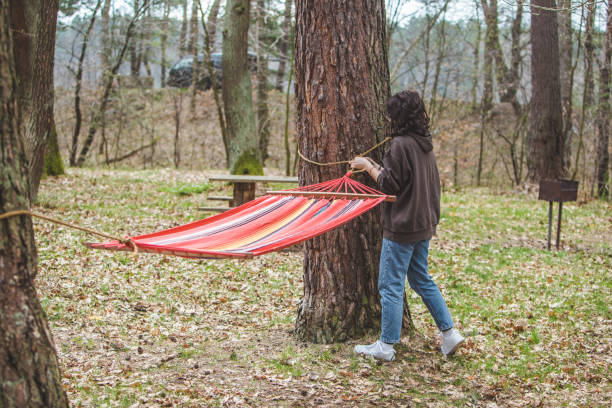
[386,90,430,136]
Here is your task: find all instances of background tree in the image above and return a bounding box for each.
[527,0,565,182]
[9,0,60,199]
[0,4,69,406]
[69,0,102,166]
[294,0,411,343]
[596,0,611,198]
[275,0,292,91]
[256,0,271,163]
[222,0,262,174]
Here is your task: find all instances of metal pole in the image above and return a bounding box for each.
[547,201,553,250]
[556,201,563,250]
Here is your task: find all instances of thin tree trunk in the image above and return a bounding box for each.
[429,15,446,127]
[179,0,187,55]
[77,4,145,166]
[173,92,183,167]
[596,1,611,198]
[222,0,262,174]
[284,52,294,176]
[198,0,228,165]
[207,0,221,50]
[189,0,200,116]
[471,1,481,112]
[275,0,292,91]
[295,0,408,343]
[559,0,573,168]
[478,0,496,186]
[100,0,112,79]
[528,0,565,182]
[130,0,142,78]
[421,12,431,98]
[256,0,270,163]
[141,0,152,77]
[583,0,596,107]
[69,0,102,166]
[1,4,69,405]
[160,0,170,87]
[572,0,597,180]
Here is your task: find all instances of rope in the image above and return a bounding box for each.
[298,136,391,168]
[0,210,138,253]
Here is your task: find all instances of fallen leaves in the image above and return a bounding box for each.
[33,168,612,407]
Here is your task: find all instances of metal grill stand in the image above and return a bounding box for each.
[539,179,578,250]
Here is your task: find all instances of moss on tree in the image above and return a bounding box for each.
[43,122,65,177]
[231,150,263,175]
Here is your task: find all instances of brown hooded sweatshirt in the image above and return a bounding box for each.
[376,131,441,243]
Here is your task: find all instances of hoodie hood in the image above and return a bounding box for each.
[394,128,433,153]
[412,132,433,152]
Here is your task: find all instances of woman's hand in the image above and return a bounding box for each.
[349,157,371,171]
[350,157,382,181]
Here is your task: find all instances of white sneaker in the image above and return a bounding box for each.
[354,340,395,361]
[441,328,464,356]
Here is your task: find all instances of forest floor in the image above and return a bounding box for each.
[35,168,611,407]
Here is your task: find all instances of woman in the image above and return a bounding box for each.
[350,90,463,361]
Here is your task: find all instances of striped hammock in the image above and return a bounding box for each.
[86,173,394,259]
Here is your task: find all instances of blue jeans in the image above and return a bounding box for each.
[379,238,453,344]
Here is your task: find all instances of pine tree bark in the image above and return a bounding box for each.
[596,1,611,198]
[528,0,565,182]
[222,0,262,174]
[9,0,59,200]
[0,4,68,406]
[294,0,403,343]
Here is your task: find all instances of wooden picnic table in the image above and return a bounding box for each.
[203,175,299,211]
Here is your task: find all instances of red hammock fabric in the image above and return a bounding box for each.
[86,173,391,259]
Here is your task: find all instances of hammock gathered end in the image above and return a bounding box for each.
[85,173,394,259]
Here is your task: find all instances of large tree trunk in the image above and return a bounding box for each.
[528,0,565,182]
[222,0,262,174]
[9,0,59,200]
[256,0,270,163]
[596,1,611,198]
[294,0,402,343]
[0,5,68,406]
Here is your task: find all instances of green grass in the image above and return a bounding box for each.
[34,168,612,407]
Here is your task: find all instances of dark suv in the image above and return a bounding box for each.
[167,52,257,90]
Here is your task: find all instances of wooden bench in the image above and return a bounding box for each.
[202,175,299,212]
